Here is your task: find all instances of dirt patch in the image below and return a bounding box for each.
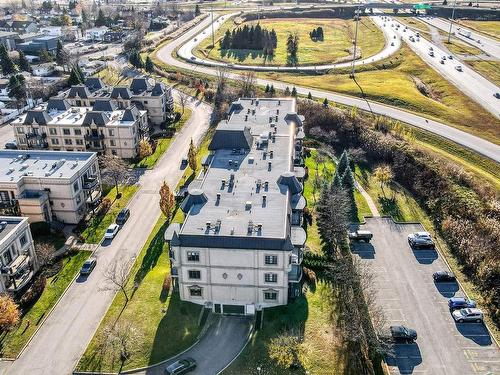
[411,75,441,102]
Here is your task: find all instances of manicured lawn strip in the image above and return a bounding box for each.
[0,251,90,358]
[94,67,132,86]
[444,39,483,56]
[196,17,385,66]
[132,106,193,169]
[222,282,344,375]
[80,185,139,244]
[354,164,500,342]
[260,44,500,144]
[77,210,202,372]
[464,60,500,86]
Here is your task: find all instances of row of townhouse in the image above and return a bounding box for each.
[165,98,306,315]
[12,77,174,158]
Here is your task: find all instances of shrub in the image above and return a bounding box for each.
[19,276,47,309]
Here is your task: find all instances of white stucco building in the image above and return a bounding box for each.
[165,98,306,315]
[0,216,39,293]
[0,150,101,224]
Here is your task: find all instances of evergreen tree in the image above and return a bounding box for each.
[307,92,312,100]
[18,51,31,73]
[291,87,297,97]
[68,66,84,85]
[145,56,154,72]
[341,165,355,192]
[95,8,107,27]
[195,4,201,16]
[56,40,69,70]
[265,84,270,93]
[8,75,27,107]
[284,86,291,96]
[337,150,349,177]
[0,45,17,75]
[269,85,275,96]
[332,172,342,190]
[323,98,329,107]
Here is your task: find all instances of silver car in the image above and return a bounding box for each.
[452,308,484,323]
[408,232,435,248]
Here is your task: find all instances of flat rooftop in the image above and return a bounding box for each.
[0,150,96,183]
[0,216,27,244]
[179,98,300,242]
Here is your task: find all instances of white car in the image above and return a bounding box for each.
[104,223,120,240]
[452,308,484,323]
[455,65,463,72]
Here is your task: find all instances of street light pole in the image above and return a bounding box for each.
[211,6,215,47]
[351,6,360,78]
[447,0,457,44]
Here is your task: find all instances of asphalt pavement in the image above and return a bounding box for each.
[351,217,500,375]
[156,14,500,162]
[2,96,212,375]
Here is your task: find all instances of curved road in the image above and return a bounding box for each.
[157,15,500,162]
[181,13,403,72]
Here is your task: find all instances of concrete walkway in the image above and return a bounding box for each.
[355,181,380,218]
[130,315,253,375]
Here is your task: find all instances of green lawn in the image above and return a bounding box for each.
[196,17,385,66]
[444,39,483,56]
[80,185,139,244]
[262,44,500,144]
[0,251,90,358]
[94,67,132,86]
[133,106,193,169]
[222,281,344,375]
[77,210,203,372]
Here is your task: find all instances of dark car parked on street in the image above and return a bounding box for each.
[116,208,130,225]
[165,358,197,375]
[448,297,476,310]
[390,325,417,343]
[433,271,456,282]
[80,257,97,276]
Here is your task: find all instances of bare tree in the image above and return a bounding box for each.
[110,320,142,364]
[101,257,134,304]
[34,242,55,268]
[178,92,188,116]
[159,181,175,223]
[237,71,256,98]
[99,155,130,195]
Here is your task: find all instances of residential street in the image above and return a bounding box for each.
[351,218,500,375]
[156,13,500,162]
[1,97,212,375]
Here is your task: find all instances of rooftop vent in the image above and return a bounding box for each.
[245,201,252,210]
[221,179,226,188]
[206,221,211,230]
[248,156,254,164]
[244,115,248,121]
[262,195,267,205]
[268,161,272,171]
[247,220,254,234]
[269,150,274,158]
[215,219,221,233]
[216,193,221,205]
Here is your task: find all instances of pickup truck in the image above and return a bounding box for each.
[348,230,373,243]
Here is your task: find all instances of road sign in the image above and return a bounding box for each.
[414,3,432,9]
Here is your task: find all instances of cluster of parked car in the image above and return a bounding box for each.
[79,207,131,277]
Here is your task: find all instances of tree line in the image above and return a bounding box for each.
[220,24,278,56]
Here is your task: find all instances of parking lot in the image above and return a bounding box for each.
[351,217,500,375]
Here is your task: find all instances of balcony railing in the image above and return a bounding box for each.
[288,264,302,283]
[25,132,47,139]
[291,247,303,265]
[83,177,99,190]
[84,133,105,141]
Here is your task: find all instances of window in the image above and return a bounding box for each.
[110,140,116,147]
[264,273,277,283]
[19,233,27,246]
[74,129,82,135]
[265,255,278,265]
[51,138,59,145]
[76,194,81,205]
[189,286,202,297]
[17,127,24,134]
[264,291,278,301]
[63,128,70,135]
[10,244,18,258]
[49,128,57,135]
[187,251,199,262]
[73,181,79,192]
[76,139,83,145]
[2,250,12,266]
[64,139,72,145]
[108,129,114,136]
[19,138,26,144]
[188,270,201,279]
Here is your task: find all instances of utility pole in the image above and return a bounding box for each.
[351,6,360,78]
[447,0,457,44]
[211,6,215,47]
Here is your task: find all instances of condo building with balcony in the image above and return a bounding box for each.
[165,98,306,315]
[11,97,148,158]
[0,216,39,293]
[0,150,101,224]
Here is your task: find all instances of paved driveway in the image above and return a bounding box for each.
[132,315,253,375]
[2,98,212,375]
[351,217,500,375]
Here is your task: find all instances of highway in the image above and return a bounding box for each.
[157,14,500,162]
[419,16,500,59]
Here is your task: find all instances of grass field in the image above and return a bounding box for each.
[458,20,500,41]
[80,185,139,244]
[465,59,500,86]
[195,17,385,66]
[77,210,203,372]
[444,39,484,56]
[0,251,90,358]
[261,44,500,144]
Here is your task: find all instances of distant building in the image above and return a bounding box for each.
[0,216,39,293]
[84,26,109,41]
[39,26,62,37]
[165,98,306,315]
[0,150,101,224]
[32,62,56,77]
[0,20,37,34]
[0,31,18,51]
[16,35,59,55]
[103,31,125,43]
[0,78,9,98]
